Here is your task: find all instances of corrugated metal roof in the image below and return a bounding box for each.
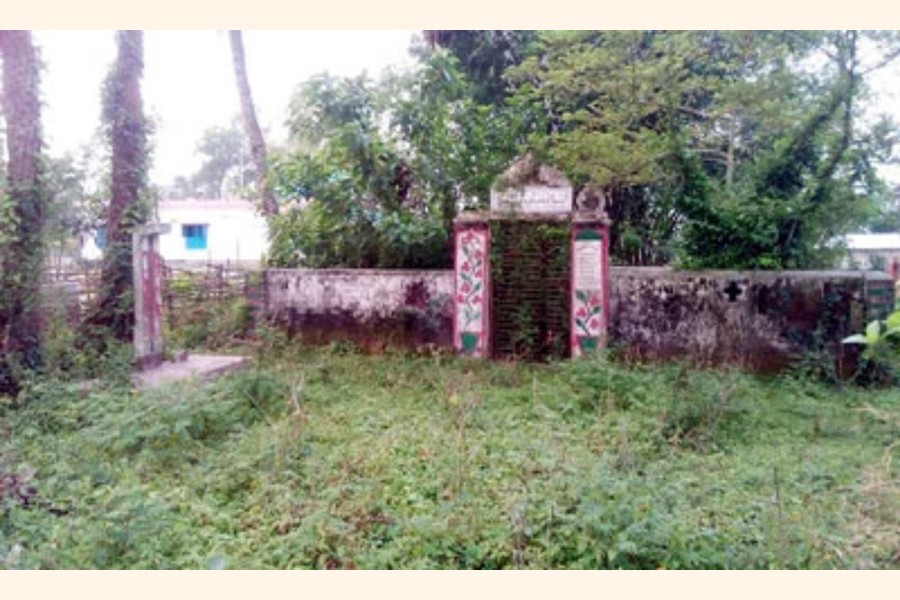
[845,233,900,251]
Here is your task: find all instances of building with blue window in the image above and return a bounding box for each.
[182,224,209,250]
[82,199,269,266]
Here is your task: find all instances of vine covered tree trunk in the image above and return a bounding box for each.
[84,30,149,346]
[0,30,45,395]
[228,30,277,217]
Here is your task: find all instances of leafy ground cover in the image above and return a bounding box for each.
[1,346,897,569]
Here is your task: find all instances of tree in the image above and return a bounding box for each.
[506,30,900,268]
[0,30,45,395]
[677,31,900,268]
[191,122,253,199]
[44,154,90,274]
[868,184,900,232]
[422,30,536,105]
[83,30,150,345]
[393,50,524,231]
[273,71,448,269]
[270,52,525,269]
[228,30,277,216]
[167,175,198,200]
[272,31,899,271]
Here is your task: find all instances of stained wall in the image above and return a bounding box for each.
[264,266,894,370]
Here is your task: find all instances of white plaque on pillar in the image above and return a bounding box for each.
[574,240,603,289]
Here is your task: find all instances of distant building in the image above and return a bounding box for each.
[82,198,269,266]
[844,233,900,279]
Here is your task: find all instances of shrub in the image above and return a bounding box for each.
[267,200,448,270]
[842,309,900,385]
[659,368,748,451]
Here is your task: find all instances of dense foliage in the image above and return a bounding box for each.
[172,123,254,200]
[268,51,523,269]
[1,348,897,568]
[271,30,900,270]
[423,30,537,105]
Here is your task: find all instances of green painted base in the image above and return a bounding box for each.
[460,332,479,354]
[577,336,598,353]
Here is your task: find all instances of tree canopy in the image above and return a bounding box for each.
[505,30,899,267]
[185,122,254,199]
[268,51,522,269]
[270,30,900,270]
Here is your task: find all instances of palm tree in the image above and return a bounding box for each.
[228,30,278,217]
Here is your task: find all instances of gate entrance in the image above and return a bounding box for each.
[452,156,610,360]
[490,218,571,361]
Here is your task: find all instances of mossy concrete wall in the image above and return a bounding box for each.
[608,267,893,373]
[264,266,893,370]
[265,269,453,351]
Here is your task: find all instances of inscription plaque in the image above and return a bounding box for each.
[574,240,603,289]
[490,185,572,214]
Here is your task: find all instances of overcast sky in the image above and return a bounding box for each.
[35,30,418,185]
[31,30,900,187]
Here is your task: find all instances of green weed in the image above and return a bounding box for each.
[1,348,897,568]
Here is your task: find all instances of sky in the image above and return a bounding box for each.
[35,30,418,185]
[30,30,900,187]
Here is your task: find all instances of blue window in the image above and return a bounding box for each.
[182,224,208,250]
[94,228,107,249]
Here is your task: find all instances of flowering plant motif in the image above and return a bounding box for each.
[457,230,486,333]
[573,289,602,337]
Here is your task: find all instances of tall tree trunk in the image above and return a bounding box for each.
[84,30,148,345]
[0,30,45,395]
[228,30,277,217]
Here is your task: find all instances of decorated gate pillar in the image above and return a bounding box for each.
[453,215,491,357]
[571,214,610,357]
[133,223,171,370]
[453,155,610,360]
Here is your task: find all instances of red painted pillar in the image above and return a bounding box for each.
[452,215,491,358]
[133,223,171,370]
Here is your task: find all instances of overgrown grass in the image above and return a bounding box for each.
[1,347,897,569]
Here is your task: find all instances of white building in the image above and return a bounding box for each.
[844,233,900,278]
[82,198,269,266]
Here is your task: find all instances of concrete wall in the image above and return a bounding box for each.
[265,269,454,350]
[608,267,893,372]
[264,266,894,370]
